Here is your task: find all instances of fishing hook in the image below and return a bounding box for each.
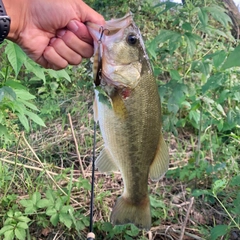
[95,27,110,86]
[98,26,110,42]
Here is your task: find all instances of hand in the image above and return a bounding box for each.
[4,0,105,70]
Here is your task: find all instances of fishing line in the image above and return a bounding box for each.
[87,121,97,240]
[87,2,106,239]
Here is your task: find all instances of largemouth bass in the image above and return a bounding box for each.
[87,12,169,229]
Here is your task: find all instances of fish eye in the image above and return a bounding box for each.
[127,34,138,45]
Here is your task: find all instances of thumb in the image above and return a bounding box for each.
[79,1,105,25]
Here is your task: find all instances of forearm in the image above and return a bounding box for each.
[3,0,28,42]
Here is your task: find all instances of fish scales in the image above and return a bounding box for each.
[87,12,169,229]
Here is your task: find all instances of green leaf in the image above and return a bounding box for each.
[212,51,227,69]
[210,225,228,240]
[32,192,41,204]
[167,83,186,114]
[45,189,55,203]
[126,224,139,237]
[192,189,212,197]
[155,29,181,45]
[197,7,208,27]
[61,205,74,214]
[101,222,113,232]
[169,69,181,81]
[0,225,14,235]
[212,179,228,195]
[202,73,227,93]
[95,87,112,108]
[150,196,166,209]
[0,88,4,102]
[3,229,14,240]
[230,175,240,186]
[5,80,27,90]
[50,213,59,227]
[59,213,72,228]
[155,1,179,15]
[189,110,200,124]
[17,222,28,230]
[24,110,46,127]
[55,198,64,211]
[76,221,85,231]
[7,210,14,218]
[37,199,50,208]
[205,6,232,28]
[5,41,26,77]
[182,22,192,32]
[19,199,31,208]
[16,113,29,132]
[18,99,39,111]
[184,33,201,57]
[49,82,59,92]
[233,92,240,102]
[15,227,26,240]
[14,89,35,101]
[18,216,32,222]
[222,45,240,70]
[24,60,46,83]
[148,30,181,57]
[191,61,210,77]
[0,86,16,101]
[46,69,71,82]
[0,124,11,141]
[46,208,57,216]
[216,104,226,117]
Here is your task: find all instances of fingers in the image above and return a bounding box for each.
[67,20,93,46]
[41,13,105,70]
[43,42,69,70]
[42,21,95,70]
[63,21,94,57]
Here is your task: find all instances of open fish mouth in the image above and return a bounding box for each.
[86,12,140,88]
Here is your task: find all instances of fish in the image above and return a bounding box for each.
[86,12,169,230]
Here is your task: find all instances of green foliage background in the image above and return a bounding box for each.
[0,0,240,239]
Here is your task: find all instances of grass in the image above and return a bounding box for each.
[1,94,239,239]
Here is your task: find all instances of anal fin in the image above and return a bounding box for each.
[149,134,169,181]
[96,147,119,173]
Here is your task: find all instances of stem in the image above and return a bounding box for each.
[196,102,203,166]
[3,134,21,198]
[214,194,240,230]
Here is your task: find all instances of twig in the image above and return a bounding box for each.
[22,132,82,207]
[179,197,194,240]
[0,157,57,174]
[68,113,86,178]
[147,231,153,240]
[173,228,202,240]
[0,149,40,165]
[3,134,21,198]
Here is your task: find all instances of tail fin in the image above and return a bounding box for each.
[110,196,151,230]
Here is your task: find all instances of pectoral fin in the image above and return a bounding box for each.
[149,134,169,181]
[96,147,119,173]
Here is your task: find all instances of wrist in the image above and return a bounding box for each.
[3,0,28,42]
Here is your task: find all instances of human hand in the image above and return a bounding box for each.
[4,0,105,70]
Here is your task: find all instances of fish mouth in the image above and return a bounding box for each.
[86,12,134,38]
[86,12,135,87]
